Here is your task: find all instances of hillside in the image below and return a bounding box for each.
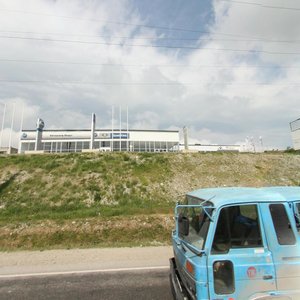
[1,151,300,250]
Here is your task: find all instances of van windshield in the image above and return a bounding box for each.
[178,204,212,250]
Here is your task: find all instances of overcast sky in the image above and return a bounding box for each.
[1,0,300,149]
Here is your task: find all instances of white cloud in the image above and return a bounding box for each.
[0,0,299,149]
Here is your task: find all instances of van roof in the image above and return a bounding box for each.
[187,186,300,207]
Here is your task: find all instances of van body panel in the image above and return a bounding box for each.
[260,203,300,292]
[172,235,209,299]
[207,203,276,299]
[170,187,300,300]
[207,248,276,299]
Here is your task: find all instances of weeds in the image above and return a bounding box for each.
[1,151,300,250]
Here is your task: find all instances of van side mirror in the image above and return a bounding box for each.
[178,213,189,237]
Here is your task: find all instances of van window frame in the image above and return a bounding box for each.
[177,205,211,251]
[176,195,215,255]
[293,202,300,231]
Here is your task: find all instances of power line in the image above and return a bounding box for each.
[0,8,232,36]
[0,80,186,86]
[0,80,186,85]
[1,58,300,69]
[0,30,250,42]
[0,30,201,42]
[0,30,203,42]
[0,8,276,40]
[1,35,300,55]
[2,29,300,44]
[220,0,300,11]
[0,79,299,87]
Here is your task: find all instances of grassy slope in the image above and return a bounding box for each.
[1,151,300,250]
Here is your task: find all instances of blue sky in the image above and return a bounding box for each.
[0,0,300,150]
[132,0,213,40]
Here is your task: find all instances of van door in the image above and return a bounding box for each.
[207,204,276,299]
[260,202,300,292]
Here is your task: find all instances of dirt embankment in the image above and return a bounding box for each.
[165,152,300,200]
[0,215,174,251]
[1,152,300,251]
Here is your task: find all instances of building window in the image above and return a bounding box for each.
[30,143,34,151]
[83,142,89,150]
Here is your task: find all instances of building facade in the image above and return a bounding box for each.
[290,118,300,150]
[179,143,241,152]
[20,129,180,153]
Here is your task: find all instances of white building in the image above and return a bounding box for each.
[0,147,18,155]
[179,144,241,152]
[20,128,180,153]
[290,118,300,150]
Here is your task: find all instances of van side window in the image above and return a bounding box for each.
[269,204,296,245]
[212,205,262,254]
[213,260,235,295]
[294,202,300,231]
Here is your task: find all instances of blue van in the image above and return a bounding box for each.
[170,187,300,300]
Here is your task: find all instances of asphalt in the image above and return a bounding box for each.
[0,247,174,300]
[0,269,173,300]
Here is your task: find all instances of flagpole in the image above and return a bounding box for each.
[18,104,25,153]
[111,106,114,151]
[0,103,6,149]
[119,106,122,152]
[8,103,16,153]
[126,106,129,152]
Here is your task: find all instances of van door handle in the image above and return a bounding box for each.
[263,275,273,280]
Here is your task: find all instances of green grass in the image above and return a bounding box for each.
[1,151,300,224]
[0,219,172,251]
[0,152,173,223]
[1,151,300,250]
[284,149,300,155]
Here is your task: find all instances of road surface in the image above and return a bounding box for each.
[0,269,172,300]
[0,246,173,300]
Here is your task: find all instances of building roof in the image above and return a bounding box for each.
[187,186,300,207]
